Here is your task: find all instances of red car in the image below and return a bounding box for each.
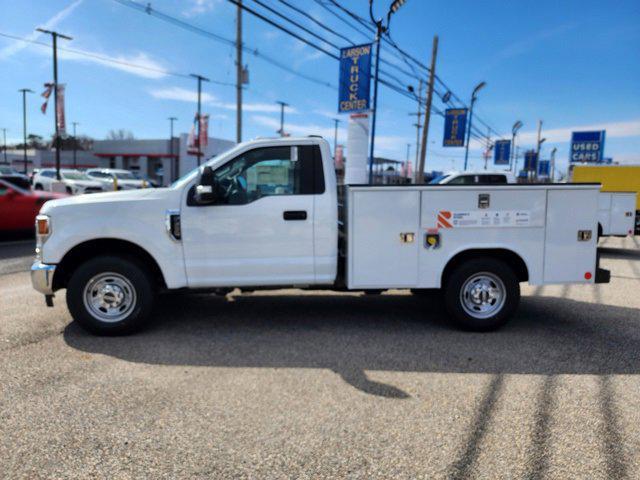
[0,178,66,232]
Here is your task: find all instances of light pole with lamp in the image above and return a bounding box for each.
[510,120,523,174]
[367,0,407,184]
[463,81,486,171]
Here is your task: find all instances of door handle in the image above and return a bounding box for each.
[283,210,307,221]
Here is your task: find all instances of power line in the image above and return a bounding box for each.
[0,31,236,86]
[111,0,336,89]
[321,0,502,138]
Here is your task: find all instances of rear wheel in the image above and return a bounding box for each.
[66,256,155,335]
[444,257,520,331]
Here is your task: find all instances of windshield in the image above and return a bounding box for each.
[62,171,90,180]
[114,171,136,180]
[429,174,450,184]
[0,166,16,175]
[170,145,243,188]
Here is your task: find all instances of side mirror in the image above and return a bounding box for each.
[195,166,217,204]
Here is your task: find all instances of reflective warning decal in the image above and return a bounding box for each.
[436,210,531,228]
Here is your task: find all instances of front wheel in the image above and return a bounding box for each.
[66,256,155,335]
[444,257,520,331]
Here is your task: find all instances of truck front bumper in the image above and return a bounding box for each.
[31,261,56,294]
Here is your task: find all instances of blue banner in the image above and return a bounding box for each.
[443,108,467,147]
[338,43,372,113]
[538,160,550,177]
[570,130,606,163]
[493,139,511,165]
[524,150,538,171]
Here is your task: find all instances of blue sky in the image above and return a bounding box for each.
[1,0,639,174]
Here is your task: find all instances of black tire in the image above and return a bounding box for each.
[66,255,155,335]
[444,257,520,331]
[34,183,43,190]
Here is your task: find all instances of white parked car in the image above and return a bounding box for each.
[430,171,517,185]
[32,169,104,195]
[31,137,609,335]
[86,168,148,190]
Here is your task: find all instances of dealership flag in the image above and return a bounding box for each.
[187,113,198,153]
[40,83,54,114]
[199,114,209,150]
[56,84,66,135]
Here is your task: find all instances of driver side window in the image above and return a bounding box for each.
[213,146,300,205]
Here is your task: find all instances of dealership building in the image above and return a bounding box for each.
[5,134,235,186]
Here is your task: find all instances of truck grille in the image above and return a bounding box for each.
[84,187,103,193]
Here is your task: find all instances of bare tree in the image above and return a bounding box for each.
[106,129,135,141]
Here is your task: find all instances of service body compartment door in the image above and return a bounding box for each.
[610,192,636,235]
[348,189,420,288]
[597,193,612,234]
[544,188,598,283]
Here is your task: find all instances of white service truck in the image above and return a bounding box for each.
[31,137,609,335]
[597,192,636,237]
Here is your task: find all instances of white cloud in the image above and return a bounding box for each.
[57,49,169,79]
[0,0,83,60]
[251,114,343,138]
[148,87,297,114]
[150,86,216,103]
[182,0,219,17]
[518,119,640,144]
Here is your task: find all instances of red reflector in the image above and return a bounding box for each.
[584,272,592,280]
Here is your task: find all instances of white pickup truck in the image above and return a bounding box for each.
[31,137,609,335]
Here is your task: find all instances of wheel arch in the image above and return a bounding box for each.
[52,238,167,291]
[442,248,529,286]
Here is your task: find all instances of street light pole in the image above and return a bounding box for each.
[276,101,289,136]
[368,0,407,184]
[72,121,79,168]
[168,116,177,181]
[463,81,486,171]
[510,120,523,174]
[190,74,210,166]
[18,88,33,175]
[36,28,72,180]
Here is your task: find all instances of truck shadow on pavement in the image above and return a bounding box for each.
[63,292,640,400]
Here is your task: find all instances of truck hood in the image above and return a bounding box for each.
[40,187,172,214]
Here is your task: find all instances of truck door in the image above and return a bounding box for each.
[181,145,323,288]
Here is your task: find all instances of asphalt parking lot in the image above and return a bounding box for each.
[1,236,639,479]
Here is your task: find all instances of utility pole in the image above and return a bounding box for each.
[36,28,72,180]
[463,81,487,171]
[235,0,243,143]
[19,88,33,175]
[276,101,288,136]
[190,74,210,166]
[1,128,7,164]
[417,35,438,184]
[168,116,177,181]
[72,121,79,168]
[368,0,407,184]
[332,118,340,156]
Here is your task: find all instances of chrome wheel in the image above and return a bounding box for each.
[82,272,137,323]
[460,272,506,319]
